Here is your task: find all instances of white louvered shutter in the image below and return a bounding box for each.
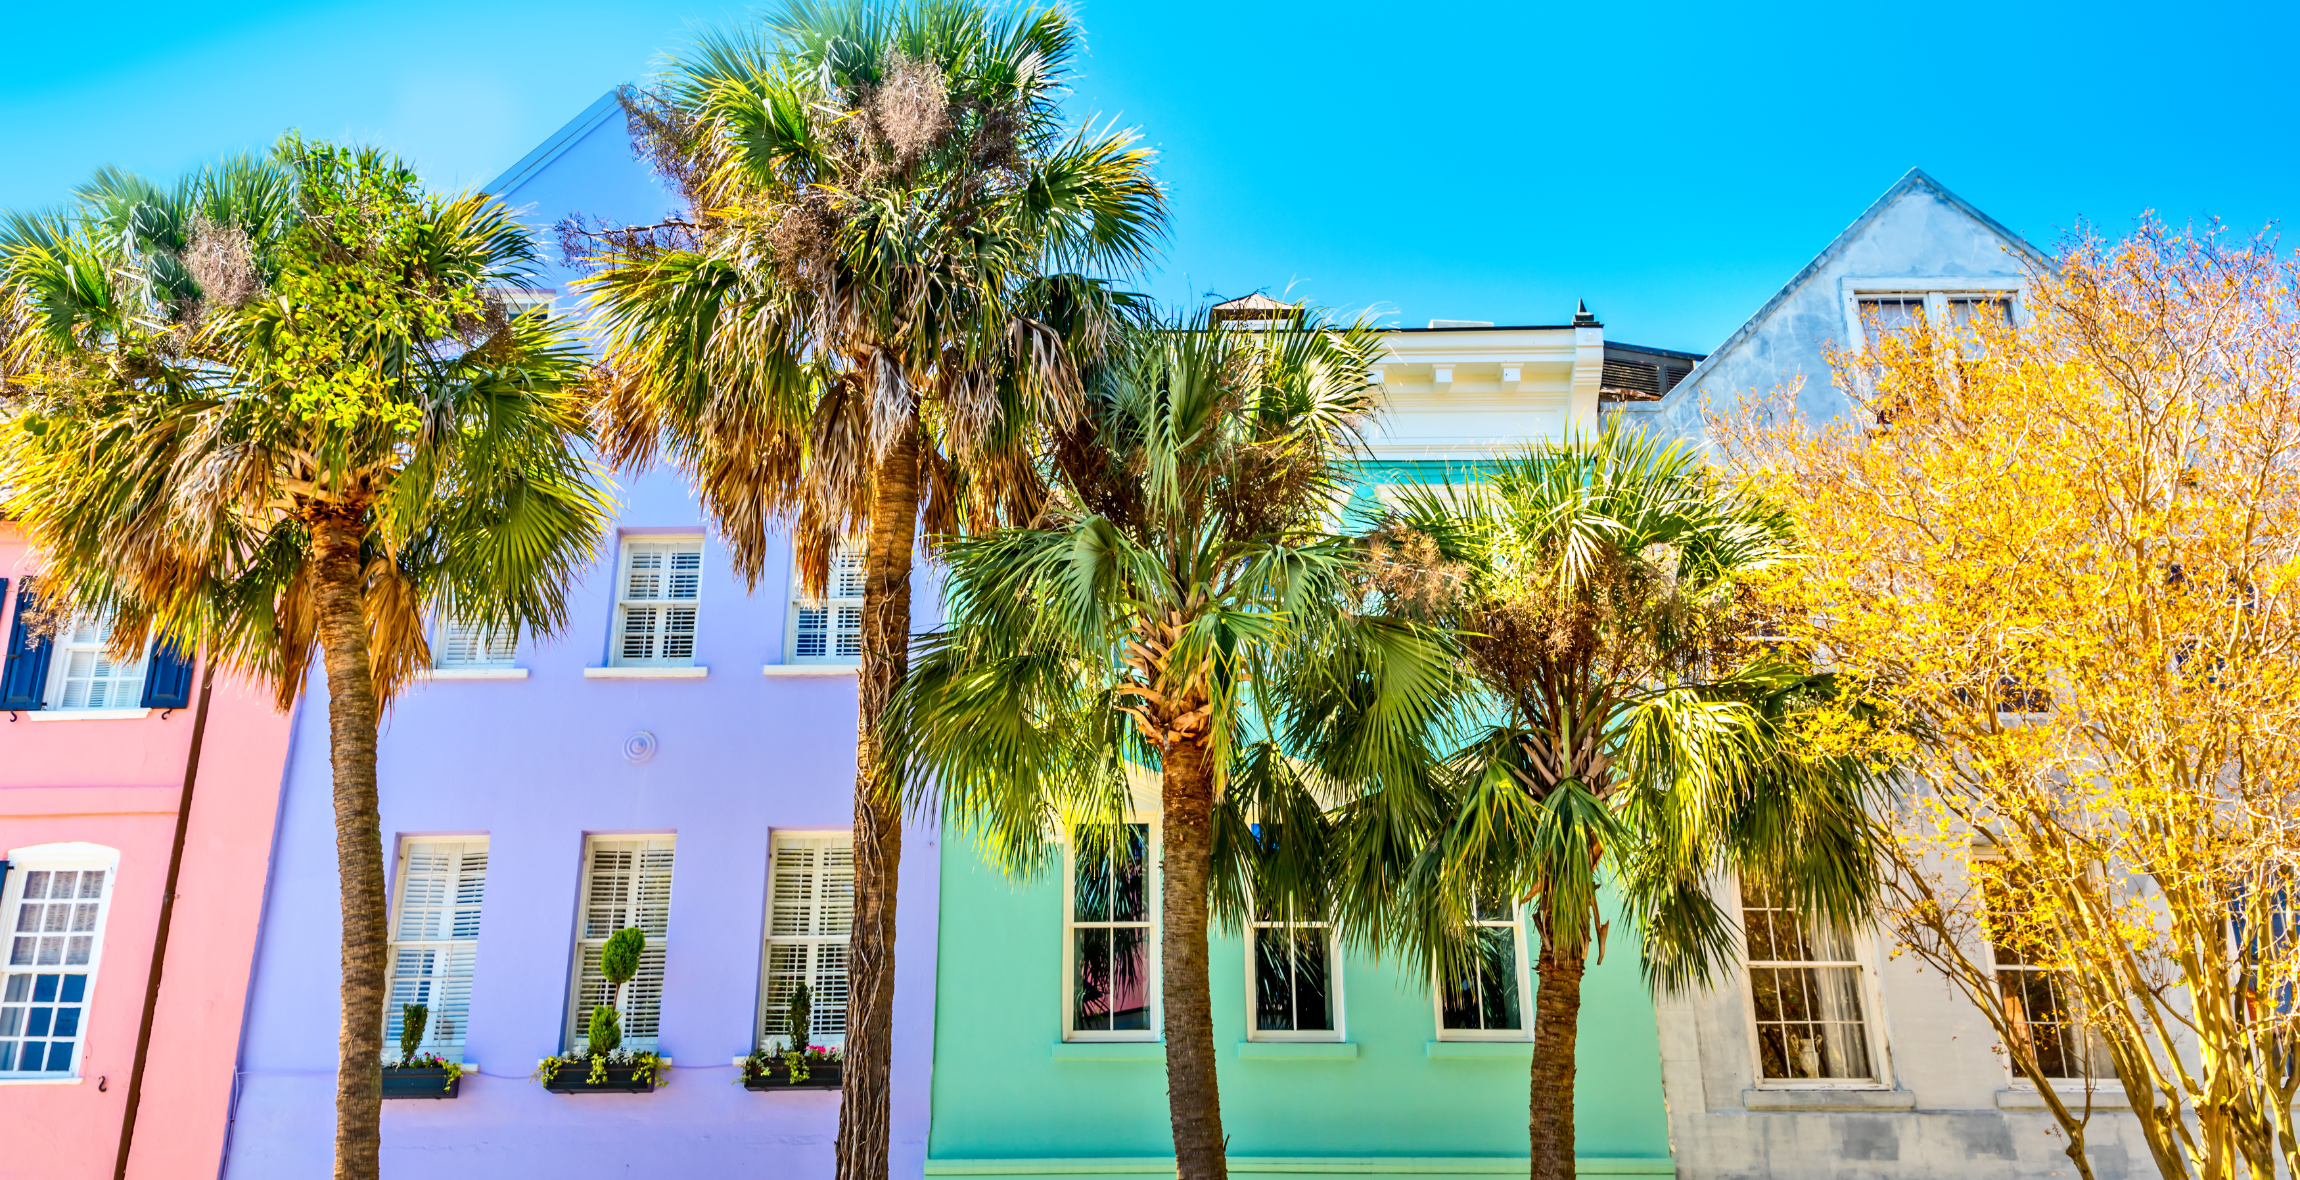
[434,620,517,668]
[569,837,675,1050]
[760,833,853,1048]
[614,539,703,666]
[384,841,486,1056]
[792,544,865,662]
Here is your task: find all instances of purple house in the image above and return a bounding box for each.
[220,93,943,1178]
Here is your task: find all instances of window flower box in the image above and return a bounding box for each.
[739,1048,842,1091]
[380,1059,465,1099]
[533,1051,665,1094]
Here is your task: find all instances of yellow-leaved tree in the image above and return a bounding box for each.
[1716,220,2300,1180]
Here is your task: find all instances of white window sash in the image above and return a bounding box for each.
[759,832,854,1051]
[46,614,147,711]
[1245,903,1343,1042]
[612,538,703,668]
[433,619,518,669]
[1062,821,1160,1043]
[1431,902,1533,1043]
[788,541,866,665]
[1740,880,1887,1088]
[567,836,675,1052]
[0,854,116,1078]
[383,839,488,1059]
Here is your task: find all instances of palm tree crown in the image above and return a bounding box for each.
[1363,425,1879,1180]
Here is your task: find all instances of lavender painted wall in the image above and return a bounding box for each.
[221,95,942,1178]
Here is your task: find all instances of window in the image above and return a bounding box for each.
[1249,899,1338,1040]
[1,848,116,1076]
[1983,874,2105,1083]
[567,836,674,1052]
[48,614,146,710]
[759,833,853,1051]
[612,538,702,667]
[1843,283,2022,353]
[1436,893,1530,1040]
[384,840,487,1060]
[433,618,516,670]
[1742,878,1878,1084]
[1066,823,1155,1040]
[790,542,864,663]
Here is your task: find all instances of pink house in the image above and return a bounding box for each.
[0,521,294,1179]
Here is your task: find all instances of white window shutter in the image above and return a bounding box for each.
[384,841,486,1055]
[761,834,854,1046]
[569,836,675,1051]
[614,540,703,666]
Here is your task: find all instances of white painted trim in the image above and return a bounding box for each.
[1061,820,1162,1044]
[418,668,529,681]
[584,666,708,679]
[1243,904,1345,1043]
[23,708,152,722]
[763,665,857,678]
[1732,871,1896,1090]
[0,1076,83,1085]
[1429,901,1535,1044]
[1838,276,2027,354]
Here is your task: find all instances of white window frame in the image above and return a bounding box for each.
[0,842,120,1080]
[1839,276,2026,354]
[758,830,854,1052]
[495,287,557,319]
[609,536,704,669]
[785,540,866,665]
[1430,896,1535,1043]
[1976,860,2115,1091]
[429,615,519,673]
[383,837,488,1062]
[1244,899,1343,1043]
[1736,875,1893,1090]
[43,612,149,712]
[1061,819,1161,1043]
[566,835,675,1054]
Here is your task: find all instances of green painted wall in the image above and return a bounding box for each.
[926,836,1673,1167]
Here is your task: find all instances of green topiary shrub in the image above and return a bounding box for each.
[399,1003,429,1064]
[587,1003,622,1056]
[786,982,812,1056]
[600,926,645,1007]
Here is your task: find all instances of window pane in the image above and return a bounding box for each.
[1113,826,1147,922]
[1074,927,1111,1031]
[1441,925,1521,1032]
[1254,928,1294,1031]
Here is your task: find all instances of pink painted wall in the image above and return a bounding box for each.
[0,525,295,1180]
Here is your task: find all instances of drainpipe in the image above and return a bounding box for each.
[113,657,217,1180]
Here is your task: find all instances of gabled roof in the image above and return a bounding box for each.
[484,89,625,199]
[1657,168,2048,412]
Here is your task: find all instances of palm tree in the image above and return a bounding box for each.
[577,6,1163,1175]
[1358,425,1881,1180]
[882,312,1460,1180]
[0,142,611,1180]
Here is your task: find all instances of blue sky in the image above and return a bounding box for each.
[5,0,2295,353]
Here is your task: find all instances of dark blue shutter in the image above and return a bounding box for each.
[141,637,196,709]
[0,579,52,711]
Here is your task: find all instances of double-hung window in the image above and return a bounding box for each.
[790,542,864,664]
[384,839,487,1059]
[1,846,116,1076]
[760,833,853,1051]
[612,538,702,667]
[1436,893,1530,1040]
[1065,823,1155,1040]
[1,581,194,714]
[568,836,674,1052]
[1982,873,2105,1083]
[1249,899,1339,1040]
[1742,877,1880,1084]
[432,617,517,671]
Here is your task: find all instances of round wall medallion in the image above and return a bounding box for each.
[623,731,659,764]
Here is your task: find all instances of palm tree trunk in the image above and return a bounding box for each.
[838,418,922,1180]
[1527,937,1587,1180]
[1161,734,1229,1180]
[311,512,386,1180]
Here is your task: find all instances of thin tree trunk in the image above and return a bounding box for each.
[838,419,922,1180]
[312,513,386,1180]
[1527,937,1586,1180]
[1161,735,1228,1180]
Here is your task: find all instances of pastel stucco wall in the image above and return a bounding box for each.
[1631,175,2157,1180]
[926,837,1673,1175]
[218,468,944,1178]
[0,525,296,1180]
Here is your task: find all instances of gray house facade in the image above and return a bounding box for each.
[1629,171,2157,1180]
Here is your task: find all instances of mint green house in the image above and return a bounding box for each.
[923,311,1695,1180]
